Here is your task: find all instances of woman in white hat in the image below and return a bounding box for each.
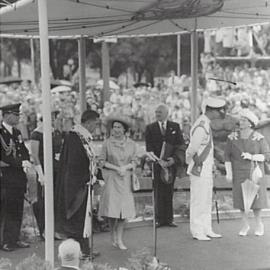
[225,108,270,236]
[98,115,138,250]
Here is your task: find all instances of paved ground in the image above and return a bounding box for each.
[1,218,270,270]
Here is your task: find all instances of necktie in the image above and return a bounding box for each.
[161,122,166,136]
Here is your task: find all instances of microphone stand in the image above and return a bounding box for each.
[151,162,157,258]
[89,178,94,261]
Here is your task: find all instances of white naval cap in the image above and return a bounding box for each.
[201,97,226,114]
[238,108,259,126]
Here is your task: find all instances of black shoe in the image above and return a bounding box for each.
[167,222,178,227]
[2,244,15,252]
[155,222,163,228]
[15,241,30,248]
[81,251,100,260]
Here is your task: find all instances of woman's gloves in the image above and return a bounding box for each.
[35,164,45,185]
[225,162,232,183]
[241,152,265,162]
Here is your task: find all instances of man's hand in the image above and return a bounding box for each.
[145,152,159,162]
[165,157,175,167]
[158,160,168,168]
[22,160,32,169]
[35,165,45,186]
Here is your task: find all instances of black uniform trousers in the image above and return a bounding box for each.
[0,167,26,246]
[154,166,175,225]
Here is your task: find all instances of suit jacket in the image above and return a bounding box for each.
[145,120,185,177]
[0,123,30,189]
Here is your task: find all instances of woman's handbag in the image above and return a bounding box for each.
[131,171,140,192]
[251,161,263,184]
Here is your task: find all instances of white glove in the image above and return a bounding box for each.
[22,160,32,169]
[241,152,252,160]
[252,154,265,162]
[35,165,45,185]
[225,162,232,183]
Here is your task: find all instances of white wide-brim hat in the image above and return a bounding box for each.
[105,114,132,130]
[238,108,259,126]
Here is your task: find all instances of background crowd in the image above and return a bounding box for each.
[1,60,270,144]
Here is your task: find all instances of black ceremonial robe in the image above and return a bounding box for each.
[55,131,90,241]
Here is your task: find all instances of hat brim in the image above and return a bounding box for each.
[105,115,132,130]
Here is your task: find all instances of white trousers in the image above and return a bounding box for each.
[190,175,213,237]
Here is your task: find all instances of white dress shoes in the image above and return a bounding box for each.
[193,235,211,241]
[239,225,250,236]
[206,232,222,238]
[255,223,264,236]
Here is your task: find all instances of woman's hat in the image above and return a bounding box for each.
[239,108,259,126]
[105,114,132,130]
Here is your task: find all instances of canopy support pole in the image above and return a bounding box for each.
[101,41,110,107]
[78,37,87,113]
[30,38,36,87]
[37,0,54,266]
[177,34,181,77]
[191,18,198,123]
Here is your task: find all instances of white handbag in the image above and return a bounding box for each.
[251,162,263,184]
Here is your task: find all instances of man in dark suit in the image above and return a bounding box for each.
[145,104,185,227]
[56,239,81,270]
[0,103,31,251]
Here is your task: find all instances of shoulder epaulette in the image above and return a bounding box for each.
[228,131,238,140]
[252,131,264,141]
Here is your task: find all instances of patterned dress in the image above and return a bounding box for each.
[99,137,138,219]
[225,131,270,210]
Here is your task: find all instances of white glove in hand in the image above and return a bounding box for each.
[252,154,265,162]
[35,165,45,185]
[241,152,252,160]
[22,160,32,169]
[225,162,233,183]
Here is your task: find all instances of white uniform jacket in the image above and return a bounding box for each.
[186,114,214,178]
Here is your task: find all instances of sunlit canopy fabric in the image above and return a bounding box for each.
[0,0,270,39]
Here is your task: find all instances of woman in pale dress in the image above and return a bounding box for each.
[225,109,270,236]
[98,116,138,250]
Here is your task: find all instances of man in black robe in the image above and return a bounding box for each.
[55,110,99,258]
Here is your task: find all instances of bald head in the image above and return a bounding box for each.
[155,104,169,122]
[58,239,81,267]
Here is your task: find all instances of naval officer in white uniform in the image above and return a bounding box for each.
[186,97,226,241]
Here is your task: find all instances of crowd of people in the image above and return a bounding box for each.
[1,60,270,145]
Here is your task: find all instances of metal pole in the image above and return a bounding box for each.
[191,19,198,124]
[37,0,54,266]
[78,37,87,113]
[177,34,181,77]
[151,163,157,257]
[30,38,36,87]
[101,41,110,107]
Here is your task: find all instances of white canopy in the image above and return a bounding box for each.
[1,0,270,39]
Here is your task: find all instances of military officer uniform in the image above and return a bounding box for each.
[186,97,226,241]
[0,103,31,251]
